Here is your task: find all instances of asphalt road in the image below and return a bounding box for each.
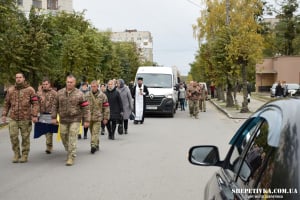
[0,102,244,200]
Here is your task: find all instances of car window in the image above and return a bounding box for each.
[229,118,264,172]
[236,120,276,190]
[224,117,264,180]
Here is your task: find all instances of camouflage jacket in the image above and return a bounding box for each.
[2,82,39,121]
[37,88,57,114]
[186,85,201,101]
[51,88,90,123]
[85,90,110,122]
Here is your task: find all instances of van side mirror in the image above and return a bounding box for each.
[188,145,221,166]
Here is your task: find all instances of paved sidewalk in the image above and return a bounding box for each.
[210,93,271,119]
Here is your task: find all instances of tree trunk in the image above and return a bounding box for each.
[217,85,225,101]
[226,81,234,107]
[240,61,249,113]
[233,82,238,105]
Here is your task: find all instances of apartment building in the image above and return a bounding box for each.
[111,29,153,63]
[17,0,73,14]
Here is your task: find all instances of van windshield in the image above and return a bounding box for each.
[137,73,172,88]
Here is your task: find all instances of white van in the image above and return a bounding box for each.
[135,66,178,117]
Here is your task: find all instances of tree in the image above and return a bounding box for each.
[192,0,264,111]
[40,11,114,86]
[274,0,299,55]
[0,0,27,84]
[21,7,50,89]
[0,7,142,89]
[226,0,264,112]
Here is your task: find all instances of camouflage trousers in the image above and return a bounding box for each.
[188,100,199,117]
[199,99,206,111]
[45,133,53,148]
[89,121,101,148]
[9,120,32,157]
[59,122,80,158]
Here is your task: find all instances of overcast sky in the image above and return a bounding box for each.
[72,0,201,75]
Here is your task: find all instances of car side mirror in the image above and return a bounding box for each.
[188,145,220,166]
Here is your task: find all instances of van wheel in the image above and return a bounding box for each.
[170,111,174,118]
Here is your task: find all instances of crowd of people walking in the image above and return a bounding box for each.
[1,73,149,166]
[1,72,211,166]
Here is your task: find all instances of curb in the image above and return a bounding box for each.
[209,100,249,119]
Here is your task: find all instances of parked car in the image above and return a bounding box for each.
[270,83,276,97]
[286,83,300,96]
[270,83,300,97]
[188,98,300,199]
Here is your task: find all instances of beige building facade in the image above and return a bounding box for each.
[17,0,73,14]
[110,29,153,63]
[256,56,300,92]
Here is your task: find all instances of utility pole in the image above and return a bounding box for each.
[226,0,230,25]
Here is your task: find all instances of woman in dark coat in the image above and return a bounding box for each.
[105,80,123,140]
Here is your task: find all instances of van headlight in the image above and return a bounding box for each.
[165,94,173,98]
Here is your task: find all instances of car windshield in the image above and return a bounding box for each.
[136,73,172,88]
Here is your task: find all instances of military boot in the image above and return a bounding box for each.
[65,156,74,166]
[12,153,21,163]
[45,146,52,154]
[91,146,97,154]
[19,155,28,163]
[101,128,105,135]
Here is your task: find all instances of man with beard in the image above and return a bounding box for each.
[131,77,149,124]
[1,73,39,163]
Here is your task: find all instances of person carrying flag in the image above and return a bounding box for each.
[36,78,57,154]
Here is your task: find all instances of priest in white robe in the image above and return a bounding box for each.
[131,77,149,124]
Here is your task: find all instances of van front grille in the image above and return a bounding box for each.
[145,96,164,106]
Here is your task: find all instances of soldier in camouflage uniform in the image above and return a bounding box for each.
[1,73,39,163]
[199,83,207,112]
[85,80,110,154]
[51,75,90,166]
[186,81,201,119]
[37,78,57,154]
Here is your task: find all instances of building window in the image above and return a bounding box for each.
[17,0,23,6]
[32,0,42,9]
[47,0,58,10]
